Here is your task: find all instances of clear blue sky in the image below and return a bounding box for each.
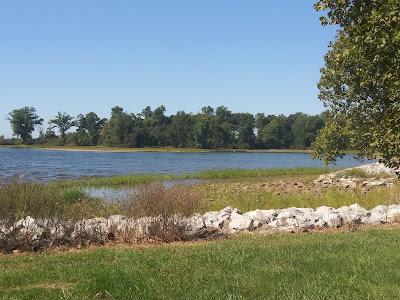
[0,0,336,137]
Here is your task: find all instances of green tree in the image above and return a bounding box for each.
[8,107,43,144]
[170,111,195,147]
[260,116,291,149]
[312,0,400,168]
[49,112,75,144]
[194,114,213,148]
[75,112,106,145]
[291,113,324,148]
[100,106,135,146]
[234,113,256,148]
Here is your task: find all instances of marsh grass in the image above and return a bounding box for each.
[122,183,200,218]
[0,180,200,223]
[187,167,332,180]
[56,167,331,187]
[0,180,118,222]
[2,169,398,223]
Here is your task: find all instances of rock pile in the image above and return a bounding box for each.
[1,203,400,251]
[312,162,397,190]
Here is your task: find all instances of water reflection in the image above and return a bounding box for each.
[83,179,204,201]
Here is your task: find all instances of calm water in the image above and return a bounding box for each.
[84,179,204,201]
[0,147,369,182]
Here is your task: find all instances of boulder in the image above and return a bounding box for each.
[184,214,206,236]
[202,211,220,229]
[14,216,44,242]
[71,217,110,241]
[365,212,387,225]
[387,207,400,223]
[228,212,253,232]
[243,209,276,225]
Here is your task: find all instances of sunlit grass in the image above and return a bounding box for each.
[1,229,400,299]
[54,167,332,187]
[194,178,400,212]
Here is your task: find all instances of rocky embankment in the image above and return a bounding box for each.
[2,203,400,252]
[1,163,398,252]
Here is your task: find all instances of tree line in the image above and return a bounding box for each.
[2,106,325,149]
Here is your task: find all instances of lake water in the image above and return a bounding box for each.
[0,147,369,182]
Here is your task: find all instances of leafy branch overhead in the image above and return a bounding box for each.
[312,0,400,168]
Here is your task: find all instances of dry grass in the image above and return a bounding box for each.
[122,183,200,218]
[0,180,118,222]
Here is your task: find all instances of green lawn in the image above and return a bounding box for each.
[1,228,400,299]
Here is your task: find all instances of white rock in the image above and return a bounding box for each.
[184,214,206,236]
[108,215,128,233]
[202,211,219,228]
[15,216,35,228]
[243,209,276,225]
[365,212,387,225]
[387,208,400,222]
[316,213,342,228]
[228,212,253,232]
[349,203,368,214]
[370,205,388,214]
[72,217,109,240]
[15,216,44,241]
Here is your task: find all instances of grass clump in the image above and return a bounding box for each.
[122,183,200,218]
[337,168,393,179]
[186,167,331,180]
[1,229,400,299]
[0,180,117,222]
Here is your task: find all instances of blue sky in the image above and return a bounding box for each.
[0,0,336,137]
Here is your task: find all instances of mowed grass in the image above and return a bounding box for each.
[1,229,400,299]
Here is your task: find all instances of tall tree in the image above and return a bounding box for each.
[8,107,43,143]
[49,112,75,144]
[75,112,106,145]
[234,113,256,148]
[312,0,400,168]
[259,116,291,149]
[100,106,135,146]
[170,111,195,147]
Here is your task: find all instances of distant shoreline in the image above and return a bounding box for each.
[0,144,316,154]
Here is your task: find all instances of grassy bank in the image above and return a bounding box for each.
[1,228,400,299]
[2,176,399,223]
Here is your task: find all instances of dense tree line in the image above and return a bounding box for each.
[4,106,324,149]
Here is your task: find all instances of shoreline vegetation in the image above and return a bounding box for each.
[0,144,315,153]
[5,106,326,151]
[1,166,397,221]
[55,167,332,187]
[0,144,359,155]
